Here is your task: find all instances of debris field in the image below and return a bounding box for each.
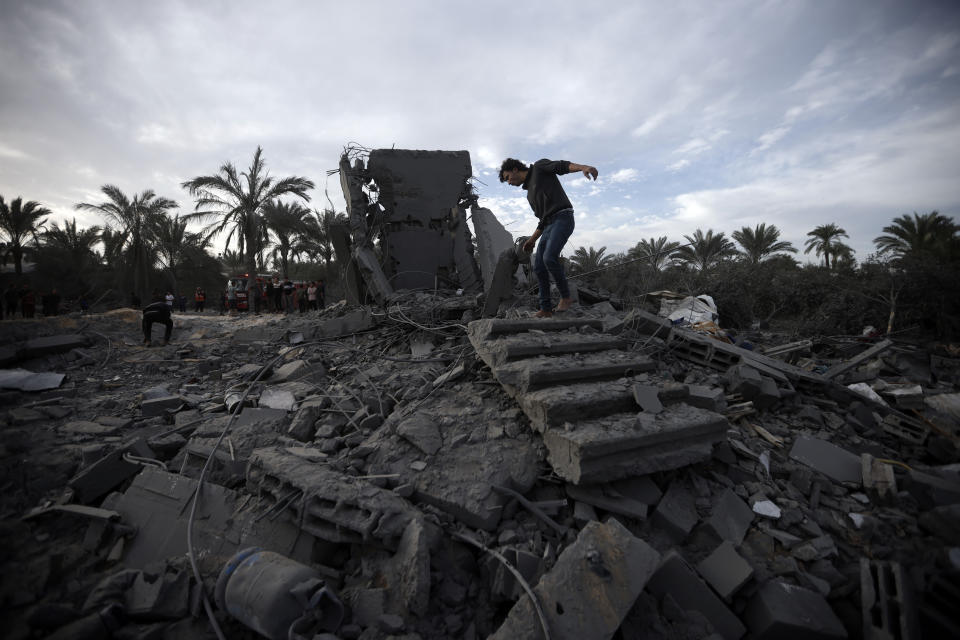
[1,149,959,640]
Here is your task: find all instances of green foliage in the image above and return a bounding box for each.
[732,223,796,264]
[567,245,613,278]
[673,229,736,271]
[803,223,853,269]
[182,146,314,283]
[0,195,50,275]
[874,211,958,263]
[627,236,680,271]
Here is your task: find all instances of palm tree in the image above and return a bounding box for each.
[219,249,246,274]
[0,195,50,275]
[732,223,797,264]
[303,208,349,271]
[99,228,126,271]
[76,186,177,301]
[40,218,102,292]
[567,246,613,276]
[673,228,736,271]
[627,236,680,271]
[263,199,311,277]
[804,223,852,269]
[874,211,958,262]
[181,146,314,282]
[153,214,211,294]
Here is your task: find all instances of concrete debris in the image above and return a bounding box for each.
[744,579,847,639]
[490,519,660,640]
[3,223,957,640]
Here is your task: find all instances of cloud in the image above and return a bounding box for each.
[608,168,639,183]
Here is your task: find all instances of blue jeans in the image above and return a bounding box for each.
[534,209,574,312]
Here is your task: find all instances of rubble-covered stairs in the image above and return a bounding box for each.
[468,318,729,484]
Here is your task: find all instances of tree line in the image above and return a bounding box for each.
[0,146,348,307]
[564,213,959,339]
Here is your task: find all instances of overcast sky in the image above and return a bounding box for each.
[2,0,958,262]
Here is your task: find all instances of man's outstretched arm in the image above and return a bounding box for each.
[568,162,598,180]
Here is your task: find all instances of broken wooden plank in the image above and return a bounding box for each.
[823,339,893,380]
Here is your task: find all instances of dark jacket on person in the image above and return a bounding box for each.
[522,159,574,230]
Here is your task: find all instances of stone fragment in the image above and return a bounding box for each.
[490,519,660,640]
[646,550,747,640]
[287,404,321,442]
[789,435,861,484]
[270,359,311,382]
[753,499,782,519]
[397,413,443,456]
[62,420,120,436]
[141,395,182,417]
[705,488,754,545]
[653,480,699,542]
[696,541,754,599]
[566,483,648,520]
[381,519,431,616]
[633,384,663,414]
[744,579,847,639]
[258,387,296,411]
[687,385,727,412]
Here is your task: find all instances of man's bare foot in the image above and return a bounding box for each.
[555,298,573,312]
[534,309,553,318]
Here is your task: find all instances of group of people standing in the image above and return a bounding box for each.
[264,277,326,314]
[2,283,70,319]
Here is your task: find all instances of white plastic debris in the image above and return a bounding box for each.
[847,382,887,406]
[259,388,297,411]
[752,500,781,519]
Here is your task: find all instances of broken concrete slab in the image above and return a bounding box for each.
[565,483,649,520]
[646,550,747,640]
[312,309,374,339]
[287,404,321,442]
[489,518,660,640]
[0,368,65,392]
[21,334,88,358]
[696,541,754,600]
[743,579,847,639]
[141,395,182,417]
[61,420,120,436]
[824,339,893,380]
[471,205,520,293]
[380,519,431,616]
[247,447,421,547]
[542,403,729,484]
[69,438,156,504]
[100,467,313,569]
[789,435,861,484]
[705,488,755,545]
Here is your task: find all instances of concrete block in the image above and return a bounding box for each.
[744,579,847,640]
[697,541,754,599]
[381,519,431,616]
[270,359,310,382]
[860,558,917,640]
[141,395,182,417]
[705,488,754,545]
[687,385,728,413]
[490,519,660,640]
[789,435,861,484]
[566,483,648,520]
[258,387,296,411]
[313,309,374,339]
[646,550,746,640]
[653,480,699,542]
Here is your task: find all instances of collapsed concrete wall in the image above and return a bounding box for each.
[338,149,483,298]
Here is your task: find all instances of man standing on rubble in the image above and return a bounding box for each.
[142,293,173,346]
[500,158,598,317]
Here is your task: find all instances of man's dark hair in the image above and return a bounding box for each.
[499,158,528,182]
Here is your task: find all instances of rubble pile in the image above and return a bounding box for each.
[1,290,959,640]
[2,148,959,639]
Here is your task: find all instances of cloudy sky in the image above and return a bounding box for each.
[2,0,958,262]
